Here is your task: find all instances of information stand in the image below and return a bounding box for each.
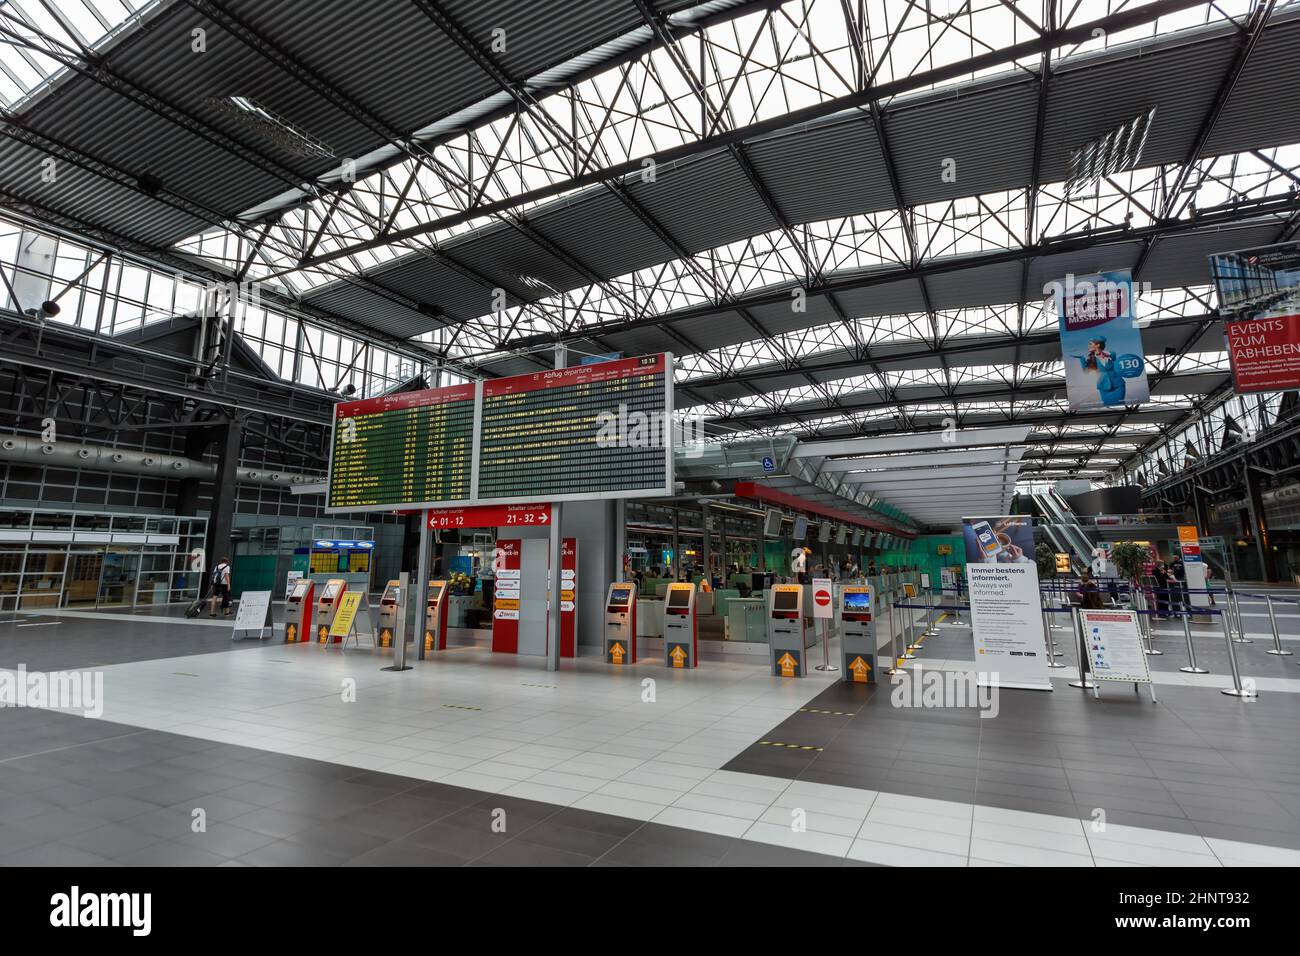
[328,591,373,651]
[604,582,637,665]
[231,590,273,641]
[663,582,697,668]
[1080,608,1156,702]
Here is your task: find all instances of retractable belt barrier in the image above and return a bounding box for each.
[893,601,1259,700]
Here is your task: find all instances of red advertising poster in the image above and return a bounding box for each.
[427,503,551,530]
[491,539,521,654]
[1225,314,1300,393]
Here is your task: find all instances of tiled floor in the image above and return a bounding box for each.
[4,604,1300,866]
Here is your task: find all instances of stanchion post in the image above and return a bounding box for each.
[1229,588,1251,644]
[1220,607,1256,699]
[1179,610,1208,674]
[1044,607,1068,669]
[1264,595,1292,656]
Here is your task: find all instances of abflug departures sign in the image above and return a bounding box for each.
[324,353,674,512]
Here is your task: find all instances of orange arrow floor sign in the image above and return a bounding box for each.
[318,625,328,644]
[425,630,434,651]
[286,624,297,643]
[610,642,625,664]
[379,628,392,647]
[778,652,797,678]
[849,656,872,683]
[669,645,687,668]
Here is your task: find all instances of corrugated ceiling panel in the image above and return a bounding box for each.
[623,150,779,254]
[1040,36,1237,183]
[442,222,591,298]
[926,260,1022,309]
[1140,222,1283,289]
[361,256,492,320]
[670,310,757,352]
[305,284,440,339]
[743,117,895,224]
[833,278,928,318]
[528,188,676,279]
[227,0,495,138]
[745,295,841,336]
[441,0,647,82]
[1025,240,1146,292]
[888,80,1039,207]
[1204,17,1300,155]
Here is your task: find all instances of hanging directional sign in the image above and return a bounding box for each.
[427,503,551,529]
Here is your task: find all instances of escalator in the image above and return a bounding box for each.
[1032,491,1097,569]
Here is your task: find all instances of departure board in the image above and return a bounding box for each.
[477,354,673,503]
[326,384,475,511]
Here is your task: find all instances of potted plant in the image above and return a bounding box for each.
[1109,541,1150,605]
[1034,541,1056,579]
[448,571,473,596]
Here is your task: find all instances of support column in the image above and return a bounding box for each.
[1244,465,1273,582]
[671,508,680,581]
[415,517,430,661]
[204,416,243,578]
[613,499,626,583]
[700,501,712,584]
[548,502,564,672]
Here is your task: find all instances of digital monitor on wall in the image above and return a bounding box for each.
[818,521,832,543]
[835,526,848,545]
[792,516,808,540]
[762,509,783,538]
[851,530,863,547]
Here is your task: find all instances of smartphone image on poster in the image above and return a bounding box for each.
[972,521,1002,560]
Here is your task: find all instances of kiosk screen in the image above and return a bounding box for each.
[773,589,799,612]
[843,591,871,611]
[666,588,691,610]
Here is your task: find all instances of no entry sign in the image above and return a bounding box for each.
[812,578,833,619]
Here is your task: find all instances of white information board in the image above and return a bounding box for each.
[1080,609,1152,684]
[232,590,273,639]
[966,563,1053,691]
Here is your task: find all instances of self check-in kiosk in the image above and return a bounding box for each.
[315,578,346,643]
[768,583,806,677]
[424,580,449,652]
[604,582,637,664]
[663,582,697,668]
[285,578,314,643]
[377,580,401,648]
[839,585,876,684]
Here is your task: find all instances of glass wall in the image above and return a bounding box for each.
[0,509,206,612]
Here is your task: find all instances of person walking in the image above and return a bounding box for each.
[208,556,233,618]
[1152,561,1171,619]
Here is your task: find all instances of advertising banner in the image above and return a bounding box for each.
[1209,241,1300,394]
[1053,270,1149,411]
[963,515,1051,691]
[1223,314,1300,394]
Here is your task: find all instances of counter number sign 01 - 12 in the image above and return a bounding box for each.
[326,354,674,512]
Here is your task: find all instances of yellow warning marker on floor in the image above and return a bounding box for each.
[759,740,824,752]
[777,652,797,678]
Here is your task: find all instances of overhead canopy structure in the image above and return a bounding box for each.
[3,0,1298,505]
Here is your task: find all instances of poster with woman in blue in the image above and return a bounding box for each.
[1053,270,1150,411]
